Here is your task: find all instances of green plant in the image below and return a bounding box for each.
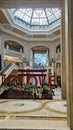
[43,85,53,96]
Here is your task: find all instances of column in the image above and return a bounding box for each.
[20,48,22,53]
[0,38,4,70]
[0,38,2,71]
[30,49,33,67]
[7,44,9,50]
[46,49,49,66]
[61,2,66,99]
[46,49,49,83]
[65,0,73,129]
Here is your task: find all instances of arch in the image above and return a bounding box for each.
[3,36,24,47]
[4,40,24,52]
[31,45,50,51]
[4,40,24,50]
[31,46,50,67]
[31,45,50,57]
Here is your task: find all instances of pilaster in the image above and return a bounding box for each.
[61,1,66,99]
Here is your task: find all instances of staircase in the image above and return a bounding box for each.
[0,63,17,85]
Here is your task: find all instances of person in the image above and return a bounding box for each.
[32,86,37,99]
[37,86,42,99]
[50,85,55,96]
[32,85,43,99]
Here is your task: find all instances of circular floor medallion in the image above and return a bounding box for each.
[0,100,42,113]
[46,100,67,114]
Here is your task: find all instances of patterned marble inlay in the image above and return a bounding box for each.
[64,104,67,107]
[0,100,42,113]
[46,100,67,114]
[14,103,24,106]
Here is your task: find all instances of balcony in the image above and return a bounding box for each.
[4,48,24,58]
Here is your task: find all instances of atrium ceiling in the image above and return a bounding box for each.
[0,0,62,41]
[9,8,61,31]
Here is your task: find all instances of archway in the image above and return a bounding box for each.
[4,40,24,66]
[32,46,49,67]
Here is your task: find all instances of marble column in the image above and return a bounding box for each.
[65,0,73,129]
[0,38,2,71]
[7,44,9,50]
[0,38,4,70]
[20,48,22,53]
[61,2,66,99]
[30,49,33,67]
[46,49,49,66]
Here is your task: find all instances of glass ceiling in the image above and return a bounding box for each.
[10,8,61,31]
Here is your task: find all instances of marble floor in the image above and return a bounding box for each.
[0,99,70,130]
[0,88,70,130]
[0,99,67,117]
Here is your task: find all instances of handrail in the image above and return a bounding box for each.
[0,63,12,75]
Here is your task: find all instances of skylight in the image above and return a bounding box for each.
[9,8,61,31]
